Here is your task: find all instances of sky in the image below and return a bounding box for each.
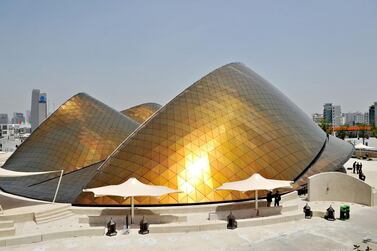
[0,0,376,118]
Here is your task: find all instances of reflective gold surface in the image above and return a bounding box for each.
[75,63,331,205]
[3,93,139,174]
[121,103,161,124]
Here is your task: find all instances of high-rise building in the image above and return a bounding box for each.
[364,112,369,125]
[11,112,25,124]
[31,89,40,132]
[25,110,31,125]
[312,113,323,124]
[0,114,8,124]
[323,103,333,124]
[30,89,48,132]
[38,93,47,125]
[369,102,377,127]
[344,112,354,125]
[323,103,343,126]
[354,112,365,124]
[344,112,369,125]
[332,105,342,126]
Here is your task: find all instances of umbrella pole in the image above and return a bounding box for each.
[52,170,64,203]
[255,190,258,210]
[131,196,134,224]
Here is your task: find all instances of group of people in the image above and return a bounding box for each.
[352,161,366,181]
[266,190,281,207]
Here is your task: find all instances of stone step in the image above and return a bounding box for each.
[34,204,71,219]
[0,227,105,247]
[0,221,14,229]
[35,211,74,224]
[0,227,15,238]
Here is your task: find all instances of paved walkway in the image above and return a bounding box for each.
[2,206,376,251]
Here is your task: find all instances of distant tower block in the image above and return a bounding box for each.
[31,89,40,132]
[38,93,47,125]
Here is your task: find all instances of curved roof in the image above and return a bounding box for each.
[296,135,354,185]
[75,63,331,205]
[2,93,139,174]
[121,103,161,124]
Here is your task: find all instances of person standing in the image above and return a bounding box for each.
[359,162,363,174]
[356,162,360,174]
[266,191,272,207]
[353,161,356,173]
[274,190,281,207]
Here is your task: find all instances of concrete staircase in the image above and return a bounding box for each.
[34,204,74,224]
[0,220,15,237]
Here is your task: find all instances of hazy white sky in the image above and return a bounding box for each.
[0,0,376,117]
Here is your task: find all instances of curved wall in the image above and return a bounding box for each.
[308,172,373,206]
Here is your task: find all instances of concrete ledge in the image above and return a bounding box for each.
[150,212,308,233]
[36,211,74,224]
[0,212,34,222]
[0,220,14,228]
[34,204,70,218]
[0,239,5,247]
[0,227,105,247]
[372,189,377,206]
[79,216,89,224]
[86,214,187,229]
[281,191,299,202]
[150,224,200,233]
[4,233,42,246]
[0,227,15,237]
[42,227,105,241]
[209,204,298,221]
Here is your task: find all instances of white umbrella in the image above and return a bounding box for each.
[216,173,292,210]
[354,143,375,150]
[83,177,180,223]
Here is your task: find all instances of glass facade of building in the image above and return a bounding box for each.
[0,93,139,201]
[121,103,162,124]
[74,63,353,205]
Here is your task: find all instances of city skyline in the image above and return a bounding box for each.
[1,1,376,116]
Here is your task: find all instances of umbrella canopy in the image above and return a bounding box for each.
[216,173,292,210]
[83,177,180,223]
[83,177,180,198]
[354,143,375,150]
[216,173,292,192]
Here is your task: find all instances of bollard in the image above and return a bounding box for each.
[324,205,335,221]
[106,218,117,236]
[227,211,237,230]
[303,203,312,219]
[138,216,149,235]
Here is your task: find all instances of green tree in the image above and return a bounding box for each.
[336,129,347,139]
[319,119,332,135]
[371,126,377,138]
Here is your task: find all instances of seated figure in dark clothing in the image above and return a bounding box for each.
[266,190,273,207]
